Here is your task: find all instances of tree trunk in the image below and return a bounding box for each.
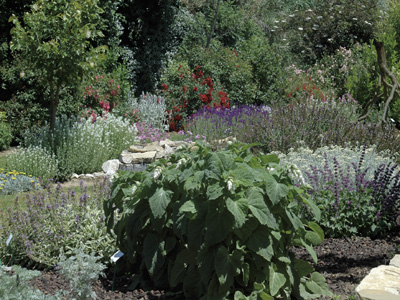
[205,0,221,49]
[49,85,61,132]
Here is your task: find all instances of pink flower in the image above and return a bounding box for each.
[117,85,120,89]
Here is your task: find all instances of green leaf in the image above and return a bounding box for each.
[149,188,173,219]
[307,222,324,243]
[247,188,277,229]
[226,197,248,228]
[214,245,229,285]
[269,263,286,296]
[234,291,248,300]
[260,154,280,165]
[206,183,223,200]
[294,258,314,278]
[305,231,323,246]
[285,208,303,230]
[265,175,289,205]
[301,238,318,264]
[205,205,233,246]
[247,226,273,261]
[294,187,321,220]
[242,262,250,286]
[143,233,165,276]
[231,164,255,186]
[179,200,197,214]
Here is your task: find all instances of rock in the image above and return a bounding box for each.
[119,150,134,164]
[102,159,120,176]
[71,173,79,179]
[131,151,157,163]
[129,143,163,153]
[356,265,400,299]
[164,143,174,156]
[390,255,400,268]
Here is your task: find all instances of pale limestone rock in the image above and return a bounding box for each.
[71,173,79,179]
[356,265,400,299]
[131,151,157,163]
[102,159,120,176]
[164,143,174,156]
[156,149,166,159]
[390,255,400,268]
[358,289,400,300]
[159,139,174,147]
[119,150,134,164]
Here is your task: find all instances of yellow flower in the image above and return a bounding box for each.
[1,184,4,186]
[28,175,32,177]
[12,177,16,180]
[0,188,3,190]
[31,180,34,183]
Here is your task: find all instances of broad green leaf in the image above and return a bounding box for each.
[247,226,273,261]
[143,233,164,276]
[247,188,277,229]
[260,154,280,165]
[269,264,286,296]
[215,245,229,285]
[170,248,192,287]
[285,208,303,230]
[234,291,248,300]
[216,151,236,170]
[206,183,223,200]
[226,197,248,228]
[294,258,314,278]
[205,209,233,246]
[242,262,250,286]
[265,175,289,205]
[308,222,324,242]
[305,231,323,246]
[179,200,197,214]
[294,187,321,220]
[149,188,173,219]
[231,164,255,186]
[301,238,318,264]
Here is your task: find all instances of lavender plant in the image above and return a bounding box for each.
[0,169,41,195]
[185,99,400,156]
[0,179,117,268]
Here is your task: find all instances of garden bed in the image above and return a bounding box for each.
[26,235,400,300]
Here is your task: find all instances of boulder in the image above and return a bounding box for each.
[102,159,120,177]
[356,264,400,300]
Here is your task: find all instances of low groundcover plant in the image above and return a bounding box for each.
[105,142,332,300]
[0,169,41,195]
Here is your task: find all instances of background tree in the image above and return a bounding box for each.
[9,0,107,130]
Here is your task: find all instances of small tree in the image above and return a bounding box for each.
[9,0,107,130]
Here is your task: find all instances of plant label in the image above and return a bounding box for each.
[111,250,124,263]
[6,233,13,246]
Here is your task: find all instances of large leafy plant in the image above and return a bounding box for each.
[104,142,332,299]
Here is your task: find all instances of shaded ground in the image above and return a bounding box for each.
[26,235,400,300]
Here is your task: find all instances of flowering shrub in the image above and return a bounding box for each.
[22,114,137,181]
[160,62,230,131]
[283,65,331,104]
[0,179,117,268]
[7,146,59,183]
[135,122,169,144]
[0,169,41,195]
[80,73,124,119]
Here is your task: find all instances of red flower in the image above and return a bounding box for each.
[162,84,168,91]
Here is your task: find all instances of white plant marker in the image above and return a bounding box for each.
[111,250,124,263]
[6,233,13,246]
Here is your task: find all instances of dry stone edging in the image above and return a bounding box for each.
[102,139,196,180]
[356,254,400,300]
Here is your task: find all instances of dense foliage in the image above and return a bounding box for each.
[105,142,331,299]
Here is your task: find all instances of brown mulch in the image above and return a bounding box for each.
[24,235,400,300]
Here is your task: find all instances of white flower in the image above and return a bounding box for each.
[153,167,162,180]
[131,185,137,195]
[267,167,276,172]
[227,179,233,191]
[298,27,303,31]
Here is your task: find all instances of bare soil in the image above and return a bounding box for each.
[26,235,400,300]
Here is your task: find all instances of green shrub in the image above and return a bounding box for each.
[105,142,332,299]
[0,169,41,195]
[23,114,137,181]
[7,146,58,183]
[0,122,12,151]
